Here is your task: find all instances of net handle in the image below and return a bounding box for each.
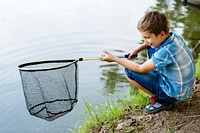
[78,54,137,61]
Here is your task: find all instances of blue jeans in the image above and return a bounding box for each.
[125,47,178,102]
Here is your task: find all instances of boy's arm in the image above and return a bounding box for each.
[116,57,156,73]
[134,43,149,52]
[102,50,156,73]
[128,43,149,59]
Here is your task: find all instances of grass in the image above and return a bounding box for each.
[73,88,150,133]
[196,55,200,78]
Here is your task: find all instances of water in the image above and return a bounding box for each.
[0,0,200,132]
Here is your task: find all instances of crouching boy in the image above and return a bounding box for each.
[101,10,196,113]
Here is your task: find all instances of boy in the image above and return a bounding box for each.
[101,10,196,113]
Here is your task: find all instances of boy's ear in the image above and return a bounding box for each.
[160,31,166,38]
[161,31,165,36]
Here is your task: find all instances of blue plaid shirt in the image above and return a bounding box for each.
[152,32,196,101]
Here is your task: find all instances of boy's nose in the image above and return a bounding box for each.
[144,39,149,44]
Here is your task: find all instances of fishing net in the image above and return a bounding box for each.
[18,59,78,121]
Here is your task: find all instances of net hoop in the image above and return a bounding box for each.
[18,59,79,121]
[18,59,78,71]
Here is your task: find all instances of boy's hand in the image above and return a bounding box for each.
[101,50,116,62]
[127,50,138,60]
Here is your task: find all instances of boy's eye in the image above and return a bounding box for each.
[144,37,150,39]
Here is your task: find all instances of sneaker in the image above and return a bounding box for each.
[145,96,174,113]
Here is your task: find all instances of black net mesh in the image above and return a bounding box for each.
[18,60,78,121]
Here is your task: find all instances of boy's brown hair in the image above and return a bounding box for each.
[137,10,170,36]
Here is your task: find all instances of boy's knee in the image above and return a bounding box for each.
[124,68,129,76]
[124,68,134,80]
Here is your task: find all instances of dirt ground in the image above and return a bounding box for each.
[95,79,200,133]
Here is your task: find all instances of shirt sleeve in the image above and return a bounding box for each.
[151,48,172,71]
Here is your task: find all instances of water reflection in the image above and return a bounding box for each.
[100,63,129,94]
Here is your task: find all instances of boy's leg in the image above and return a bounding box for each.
[124,68,158,96]
[124,69,176,113]
[124,73,154,96]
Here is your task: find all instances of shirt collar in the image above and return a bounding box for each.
[155,32,175,50]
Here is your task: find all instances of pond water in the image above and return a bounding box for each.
[0,0,200,132]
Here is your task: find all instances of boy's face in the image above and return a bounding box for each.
[140,31,166,48]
